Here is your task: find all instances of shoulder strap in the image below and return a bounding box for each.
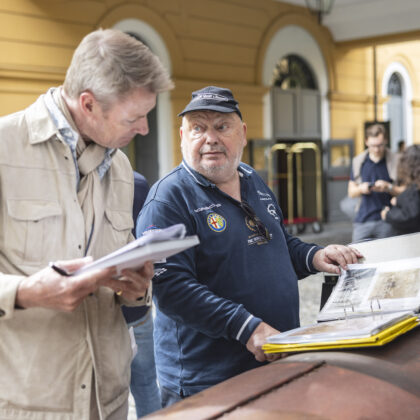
[352,149,369,184]
[385,148,399,181]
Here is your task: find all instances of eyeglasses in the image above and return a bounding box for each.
[367,143,386,149]
[240,200,271,242]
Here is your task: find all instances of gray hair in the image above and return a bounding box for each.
[63,28,173,106]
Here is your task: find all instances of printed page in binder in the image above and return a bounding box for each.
[317,256,420,322]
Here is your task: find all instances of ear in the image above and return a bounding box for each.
[79,91,97,117]
[242,122,247,147]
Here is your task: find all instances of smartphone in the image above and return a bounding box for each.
[368,182,375,190]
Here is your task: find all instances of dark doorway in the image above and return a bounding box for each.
[124,31,159,184]
[133,105,159,185]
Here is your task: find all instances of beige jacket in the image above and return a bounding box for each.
[0,94,145,419]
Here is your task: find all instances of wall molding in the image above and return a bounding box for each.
[0,64,65,83]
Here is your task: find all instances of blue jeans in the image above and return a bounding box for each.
[352,220,396,243]
[160,386,184,408]
[128,309,161,418]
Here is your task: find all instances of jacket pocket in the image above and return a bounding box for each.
[6,199,62,265]
[105,208,134,232]
[96,209,133,257]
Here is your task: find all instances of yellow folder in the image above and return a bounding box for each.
[263,316,419,353]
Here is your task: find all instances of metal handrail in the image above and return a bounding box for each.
[289,142,323,222]
[267,143,294,224]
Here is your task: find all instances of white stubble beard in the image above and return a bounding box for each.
[182,142,243,185]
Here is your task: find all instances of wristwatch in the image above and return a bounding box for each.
[387,183,393,192]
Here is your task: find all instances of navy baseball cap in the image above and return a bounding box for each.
[178,86,242,120]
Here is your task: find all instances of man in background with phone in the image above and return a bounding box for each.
[347,123,402,242]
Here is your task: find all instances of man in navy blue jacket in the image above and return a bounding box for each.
[136,86,361,407]
[122,172,161,418]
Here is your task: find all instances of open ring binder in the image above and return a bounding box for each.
[263,254,420,353]
[370,297,382,312]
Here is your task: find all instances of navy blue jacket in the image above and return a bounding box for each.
[136,161,321,395]
[122,171,150,324]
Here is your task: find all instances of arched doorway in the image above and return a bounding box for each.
[125,31,159,184]
[387,73,404,152]
[113,19,173,184]
[259,25,330,228]
[261,24,330,141]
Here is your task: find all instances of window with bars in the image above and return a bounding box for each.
[387,73,402,96]
[272,54,318,90]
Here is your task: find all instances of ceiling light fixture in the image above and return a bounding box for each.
[305,0,335,24]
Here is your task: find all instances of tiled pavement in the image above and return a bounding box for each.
[297,220,353,326]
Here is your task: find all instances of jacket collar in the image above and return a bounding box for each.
[181,160,252,187]
[181,160,211,186]
[25,92,60,145]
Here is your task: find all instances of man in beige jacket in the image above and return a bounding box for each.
[0,29,173,419]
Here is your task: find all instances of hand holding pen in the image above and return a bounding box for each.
[49,262,71,277]
[15,256,152,311]
[15,257,116,312]
[49,260,153,300]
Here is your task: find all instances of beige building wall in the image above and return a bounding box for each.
[0,0,419,167]
[331,38,420,154]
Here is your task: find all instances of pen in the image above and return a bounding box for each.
[49,262,71,277]
[49,262,95,297]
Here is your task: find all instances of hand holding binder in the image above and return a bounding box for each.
[73,224,200,277]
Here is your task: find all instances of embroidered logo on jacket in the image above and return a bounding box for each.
[245,216,258,233]
[257,190,272,201]
[207,213,227,232]
[267,203,279,220]
[194,203,221,213]
[245,216,270,245]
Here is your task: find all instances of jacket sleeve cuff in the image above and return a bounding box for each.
[0,274,26,320]
[118,282,152,307]
[307,245,323,273]
[233,314,262,345]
